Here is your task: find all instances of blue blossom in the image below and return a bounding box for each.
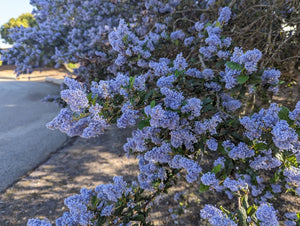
[95,176,127,202]
[204,82,222,91]
[223,178,248,192]
[256,204,279,226]
[195,22,204,32]
[154,23,167,33]
[271,184,282,193]
[157,75,176,88]
[206,26,222,36]
[222,37,232,48]
[91,80,111,98]
[251,185,265,197]
[223,73,238,89]
[89,103,102,116]
[218,7,231,25]
[145,105,180,130]
[228,142,255,160]
[285,212,298,220]
[101,204,114,216]
[115,53,127,66]
[181,98,203,118]
[173,53,188,70]
[257,103,281,128]
[184,37,194,46]
[62,188,95,225]
[222,140,235,151]
[289,101,300,126]
[207,114,223,135]
[201,172,219,187]
[217,50,230,59]
[262,69,281,85]
[200,205,237,226]
[186,68,202,78]
[149,59,171,76]
[271,120,298,150]
[137,59,148,68]
[117,102,139,128]
[202,68,214,80]
[194,121,208,135]
[27,219,51,226]
[240,116,262,140]
[171,155,202,183]
[56,212,76,226]
[194,115,222,136]
[170,129,197,150]
[283,166,300,188]
[205,35,221,48]
[170,30,185,40]
[46,108,75,134]
[230,47,244,64]
[64,77,82,90]
[222,94,242,112]
[206,138,218,151]
[144,142,172,164]
[160,87,184,110]
[250,155,282,170]
[199,46,215,58]
[133,74,147,90]
[213,157,225,169]
[61,89,89,113]
[285,220,297,226]
[81,115,110,138]
[241,49,262,72]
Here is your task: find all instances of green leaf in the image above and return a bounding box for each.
[138,119,150,130]
[132,214,145,222]
[122,34,129,45]
[202,104,215,113]
[204,22,212,28]
[92,94,98,106]
[87,93,93,101]
[253,143,267,151]
[212,164,222,174]
[226,61,244,70]
[237,74,250,84]
[150,100,155,108]
[215,21,221,27]
[91,196,99,208]
[296,128,300,137]
[247,205,257,216]
[199,183,210,192]
[129,76,135,89]
[287,155,298,167]
[278,106,293,126]
[248,75,262,85]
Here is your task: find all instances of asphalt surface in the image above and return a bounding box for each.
[0,79,68,192]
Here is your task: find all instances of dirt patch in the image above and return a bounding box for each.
[0,125,139,225]
[0,65,69,81]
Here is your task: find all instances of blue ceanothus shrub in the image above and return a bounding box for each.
[2,0,300,225]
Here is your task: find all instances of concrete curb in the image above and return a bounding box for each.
[45,76,64,85]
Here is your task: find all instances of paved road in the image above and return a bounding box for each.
[0,79,68,192]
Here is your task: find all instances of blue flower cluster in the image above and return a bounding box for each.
[5,0,299,225]
[200,205,237,226]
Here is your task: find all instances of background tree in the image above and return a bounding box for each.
[0,13,37,44]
